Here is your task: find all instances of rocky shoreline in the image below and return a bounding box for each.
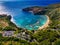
[23,6,47,15]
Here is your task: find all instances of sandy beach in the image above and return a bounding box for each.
[38,15,50,30]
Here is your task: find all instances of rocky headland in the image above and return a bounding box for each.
[23,6,47,15]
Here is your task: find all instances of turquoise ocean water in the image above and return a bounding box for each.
[0,1,59,30]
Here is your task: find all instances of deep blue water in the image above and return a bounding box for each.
[0,1,60,30]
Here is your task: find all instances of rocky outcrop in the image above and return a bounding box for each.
[0,14,11,20]
[23,6,47,15]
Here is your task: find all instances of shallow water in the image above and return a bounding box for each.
[0,1,48,30]
[13,11,47,30]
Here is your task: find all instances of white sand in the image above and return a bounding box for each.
[38,15,50,30]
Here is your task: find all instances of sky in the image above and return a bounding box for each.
[0,0,60,1]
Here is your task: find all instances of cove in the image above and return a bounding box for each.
[0,1,48,30]
[12,10,47,30]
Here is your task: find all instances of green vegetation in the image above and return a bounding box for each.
[0,3,60,45]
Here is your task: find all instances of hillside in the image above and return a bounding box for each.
[0,3,60,45]
[45,5,60,30]
[0,14,20,31]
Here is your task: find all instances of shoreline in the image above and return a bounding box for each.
[38,15,50,30]
[0,14,50,30]
[11,15,50,30]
